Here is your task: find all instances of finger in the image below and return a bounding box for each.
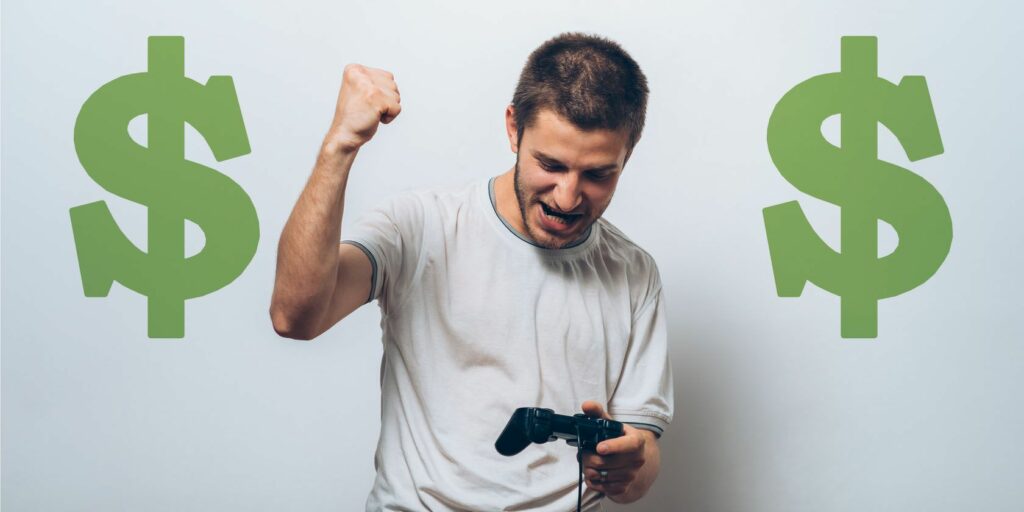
[582,449,620,467]
[596,424,644,455]
[604,482,630,496]
[597,432,644,456]
[373,77,400,99]
[368,69,398,90]
[582,448,641,468]
[585,468,630,484]
[586,476,628,497]
[581,400,611,420]
[582,452,639,471]
[367,66,394,80]
[379,95,402,124]
[585,474,608,492]
[370,86,398,102]
[581,452,607,469]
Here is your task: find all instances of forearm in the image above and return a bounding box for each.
[608,430,661,504]
[270,142,357,336]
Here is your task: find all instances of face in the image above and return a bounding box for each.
[506,107,630,249]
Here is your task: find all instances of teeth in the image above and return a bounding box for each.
[542,206,577,225]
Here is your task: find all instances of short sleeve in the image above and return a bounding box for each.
[608,266,674,439]
[340,192,425,315]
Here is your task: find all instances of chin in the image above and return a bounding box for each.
[530,219,587,249]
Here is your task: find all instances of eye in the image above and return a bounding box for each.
[587,171,611,181]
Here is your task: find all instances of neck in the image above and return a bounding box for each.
[494,169,527,236]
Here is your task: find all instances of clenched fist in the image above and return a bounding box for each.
[323,63,402,155]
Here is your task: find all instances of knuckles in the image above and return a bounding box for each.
[343,63,396,84]
[343,63,365,79]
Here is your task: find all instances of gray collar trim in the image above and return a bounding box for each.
[488,176,592,250]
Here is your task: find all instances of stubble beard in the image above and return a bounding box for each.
[513,154,594,250]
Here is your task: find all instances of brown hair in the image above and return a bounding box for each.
[511,32,649,161]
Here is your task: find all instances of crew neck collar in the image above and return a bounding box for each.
[486,176,596,254]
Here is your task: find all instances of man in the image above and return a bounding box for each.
[270,32,673,511]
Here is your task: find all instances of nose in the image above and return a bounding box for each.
[552,173,583,213]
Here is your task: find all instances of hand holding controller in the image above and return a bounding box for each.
[494,407,624,456]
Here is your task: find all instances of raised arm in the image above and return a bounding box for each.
[270,64,402,340]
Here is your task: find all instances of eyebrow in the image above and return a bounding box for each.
[532,150,619,173]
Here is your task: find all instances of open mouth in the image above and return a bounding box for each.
[539,202,583,229]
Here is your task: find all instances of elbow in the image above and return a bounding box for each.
[270,307,318,340]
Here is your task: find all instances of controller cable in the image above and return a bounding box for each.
[575,423,584,512]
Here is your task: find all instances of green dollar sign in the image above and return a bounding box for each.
[763,36,952,338]
[69,36,258,338]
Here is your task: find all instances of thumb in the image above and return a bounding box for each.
[581,400,612,420]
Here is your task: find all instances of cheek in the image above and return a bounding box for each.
[524,170,555,190]
[584,185,616,209]
[521,176,554,201]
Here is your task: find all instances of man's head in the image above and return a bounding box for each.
[504,32,649,249]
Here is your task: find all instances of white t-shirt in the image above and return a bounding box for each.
[341,176,673,512]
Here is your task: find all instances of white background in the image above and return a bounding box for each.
[3,0,1022,510]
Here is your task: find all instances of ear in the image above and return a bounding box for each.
[505,104,519,154]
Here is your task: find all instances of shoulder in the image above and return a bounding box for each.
[595,219,660,277]
[595,218,663,313]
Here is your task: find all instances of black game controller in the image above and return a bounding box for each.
[494,407,625,456]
